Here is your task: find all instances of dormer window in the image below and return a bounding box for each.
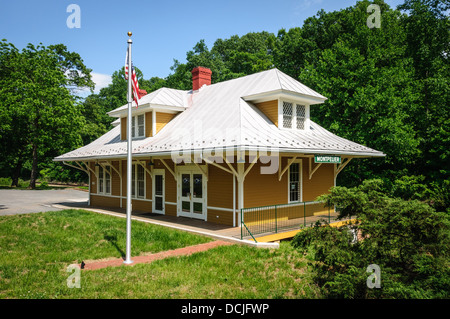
[131,114,145,138]
[283,102,293,128]
[282,101,307,130]
[296,104,306,130]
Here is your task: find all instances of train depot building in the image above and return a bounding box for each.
[55,67,384,232]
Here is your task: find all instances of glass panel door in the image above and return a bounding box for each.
[181,174,191,213]
[178,170,206,220]
[155,174,163,212]
[192,174,203,215]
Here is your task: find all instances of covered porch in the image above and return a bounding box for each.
[55,197,348,243]
[62,151,352,228]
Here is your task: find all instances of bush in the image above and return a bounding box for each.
[292,179,450,298]
[0,177,11,186]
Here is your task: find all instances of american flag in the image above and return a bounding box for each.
[125,48,140,107]
[131,65,140,106]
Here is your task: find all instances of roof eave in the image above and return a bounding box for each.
[242,89,327,105]
[54,145,385,162]
[107,103,186,118]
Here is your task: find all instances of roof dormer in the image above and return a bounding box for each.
[242,69,326,130]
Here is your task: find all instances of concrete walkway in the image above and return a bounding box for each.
[81,240,233,270]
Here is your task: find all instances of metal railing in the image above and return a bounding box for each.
[240,201,333,240]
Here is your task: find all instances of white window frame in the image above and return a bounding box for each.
[97,165,111,195]
[131,163,146,199]
[131,114,145,139]
[288,159,303,203]
[278,99,310,131]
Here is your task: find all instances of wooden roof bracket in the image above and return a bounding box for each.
[63,161,89,175]
[335,157,352,178]
[243,154,259,180]
[160,158,176,179]
[203,157,235,176]
[135,159,153,178]
[224,158,238,177]
[81,161,98,178]
[105,161,121,178]
[191,155,208,181]
[278,156,297,181]
[309,157,322,180]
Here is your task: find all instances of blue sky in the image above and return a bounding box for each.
[0,0,404,94]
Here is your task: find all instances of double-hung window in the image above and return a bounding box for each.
[132,164,145,198]
[282,101,306,130]
[98,165,111,195]
[131,114,145,138]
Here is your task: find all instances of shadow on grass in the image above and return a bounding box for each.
[104,232,125,259]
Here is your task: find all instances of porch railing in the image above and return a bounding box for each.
[240,201,332,240]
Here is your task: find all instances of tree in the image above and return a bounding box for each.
[166,32,276,88]
[0,40,94,188]
[397,0,450,183]
[292,180,450,298]
[294,1,421,185]
[80,66,150,145]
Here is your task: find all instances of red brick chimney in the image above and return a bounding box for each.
[138,89,147,98]
[191,67,212,91]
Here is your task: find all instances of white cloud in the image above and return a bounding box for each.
[74,72,112,98]
[91,72,112,93]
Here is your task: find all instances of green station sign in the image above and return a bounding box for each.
[314,155,341,164]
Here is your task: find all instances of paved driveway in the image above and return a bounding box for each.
[0,188,88,216]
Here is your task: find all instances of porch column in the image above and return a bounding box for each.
[237,162,245,227]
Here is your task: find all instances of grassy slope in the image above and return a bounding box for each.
[0,209,319,299]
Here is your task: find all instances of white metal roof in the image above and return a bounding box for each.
[55,68,384,161]
[107,87,186,117]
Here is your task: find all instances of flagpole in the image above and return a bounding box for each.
[124,31,133,265]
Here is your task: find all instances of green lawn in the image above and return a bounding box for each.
[0,209,319,299]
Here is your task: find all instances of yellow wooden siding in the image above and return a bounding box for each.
[244,160,288,208]
[132,199,151,212]
[207,165,233,209]
[120,117,127,140]
[90,194,120,208]
[207,209,233,225]
[165,203,177,217]
[254,100,278,127]
[145,112,152,137]
[155,112,176,134]
[302,162,334,202]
